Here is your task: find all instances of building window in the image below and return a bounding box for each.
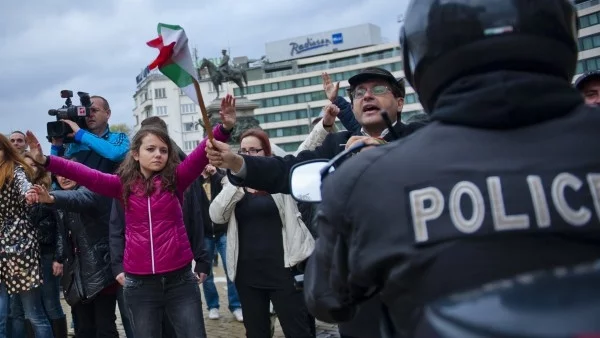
[140,91,149,102]
[579,33,600,51]
[155,88,167,99]
[182,122,198,132]
[578,56,600,74]
[180,89,185,96]
[184,140,200,151]
[264,125,309,138]
[208,83,218,93]
[579,12,600,29]
[277,141,303,152]
[180,103,197,114]
[155,106,168,116]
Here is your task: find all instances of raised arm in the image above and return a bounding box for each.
[49,187,105,213]
[176,94,236,192]
[45,156,122,199]
[27,130,122,199]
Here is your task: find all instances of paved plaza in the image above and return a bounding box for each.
[61,265,340,337]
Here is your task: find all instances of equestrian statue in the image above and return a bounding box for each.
[199,50,248,98]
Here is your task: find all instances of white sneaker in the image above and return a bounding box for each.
[233,308,244,322]
[208,308,220,320]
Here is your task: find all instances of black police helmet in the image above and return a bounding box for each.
[400,0,579,113]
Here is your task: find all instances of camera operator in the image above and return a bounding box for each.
[50,95,130,336]
[50,95,129,174]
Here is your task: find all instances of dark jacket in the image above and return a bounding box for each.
[31,203,65,263]
[52,186,114,302]
[109,144,210,276]
[228,118,425,338]
[306,71,600,337]
[227,121,424,194]
[200,170,228,239]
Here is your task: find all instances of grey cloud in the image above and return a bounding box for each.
[0,0,409,152]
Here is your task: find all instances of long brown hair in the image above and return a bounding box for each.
[0,134,34,189]
[116,126,180,207]
[22,151,52,188]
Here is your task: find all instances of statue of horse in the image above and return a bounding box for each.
[199,58,248,98]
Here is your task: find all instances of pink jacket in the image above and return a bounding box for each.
[47,125,229,275]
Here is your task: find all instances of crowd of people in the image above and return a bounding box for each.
[1,0,600,337]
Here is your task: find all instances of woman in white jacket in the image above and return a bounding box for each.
[209,128,316,338]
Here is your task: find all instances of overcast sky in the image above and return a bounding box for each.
[0,0,409,151]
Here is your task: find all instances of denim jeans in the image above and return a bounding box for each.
[6,284,52,338]
[124,266,207,338]
[40,253,65,320]
[116,287,134,338]
[8,294,24,338]
[9,254,63,337]
[202,235,241,312]
[0,284,8,338]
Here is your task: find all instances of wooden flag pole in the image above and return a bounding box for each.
[192,77,214,142]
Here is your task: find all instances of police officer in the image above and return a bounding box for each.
[304,0,600,337]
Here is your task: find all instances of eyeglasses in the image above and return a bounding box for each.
[238,148,263,155]
[352,85,392,100]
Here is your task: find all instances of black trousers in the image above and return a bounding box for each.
[72,293,119,338]
[235,276,315,338]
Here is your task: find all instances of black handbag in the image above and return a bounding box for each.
[61,253,86,306]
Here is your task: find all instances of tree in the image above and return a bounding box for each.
[110,123,133,137]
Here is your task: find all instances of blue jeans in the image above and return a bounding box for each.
[0,285,8,338]
[202,235,241,312]
[9,254,63,337]
[123,266,207,338]
[40,253,65,320]
[117,286,135,338]
[5,285,52,338]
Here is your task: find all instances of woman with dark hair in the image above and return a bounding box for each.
[210,128,316,338]
[0,134,53,338]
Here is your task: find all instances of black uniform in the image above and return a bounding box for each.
[305,70,600,336]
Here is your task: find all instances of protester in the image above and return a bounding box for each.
[25,95,236,338]
[0,134,52,338]
[209,129,315,338]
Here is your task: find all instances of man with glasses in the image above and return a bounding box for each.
[51,95,129,173]
[9,131,28,154]
[207,66,426,338]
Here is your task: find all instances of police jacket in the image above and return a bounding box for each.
[305,71,600,336]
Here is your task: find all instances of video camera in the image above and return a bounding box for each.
[47,90,92,143]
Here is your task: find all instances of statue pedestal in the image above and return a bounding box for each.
[204,97,261,146]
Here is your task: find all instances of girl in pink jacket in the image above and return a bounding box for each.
[27,95,237,338]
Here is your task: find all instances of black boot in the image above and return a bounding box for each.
[24,319,35,338]
[51,317,68,338]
